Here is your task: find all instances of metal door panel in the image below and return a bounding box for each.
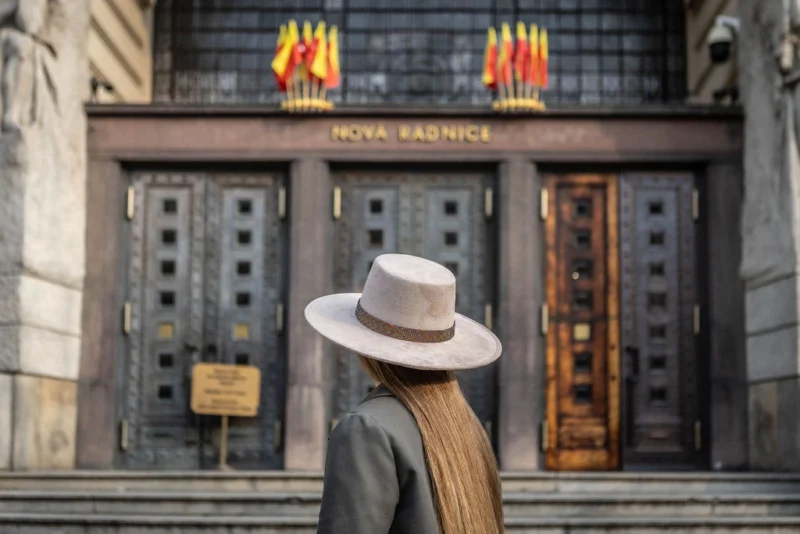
[124,172,206,469]
[620,173,698,468]
[332,172,495,432]
[205,175,285,469]
[122,172,285,470]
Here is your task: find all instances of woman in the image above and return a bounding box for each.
[305,253,504,534]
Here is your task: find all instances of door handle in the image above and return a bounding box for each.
[624,346,640,377]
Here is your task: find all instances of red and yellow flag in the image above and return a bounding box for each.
[300,20,314,80]
[482,27,498,90]
[498,23,514,86]
[528,24,539,87]
[271,20,301,88]
[308,21,328,81]
[539,28,549,89]
[514,22,529,82]
[325,25,341,89]
[274,24,287,92]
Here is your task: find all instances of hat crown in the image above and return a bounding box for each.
[360,254,456,331]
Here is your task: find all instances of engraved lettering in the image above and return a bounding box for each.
[348,125,362,141]
[399,125,411,141]
[362,125,375,140]
[425,125,440,142]
[480,125,491,143]
[411,126,426,142]
[465,125,480,143]
[376,125,388,141]
[457,126,465,141]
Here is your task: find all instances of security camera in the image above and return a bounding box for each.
[707,15,740,64]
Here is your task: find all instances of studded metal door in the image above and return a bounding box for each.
[122,172,285,469]
[544,174,620,471]
[620,173,699,469]
[332,171,496,436]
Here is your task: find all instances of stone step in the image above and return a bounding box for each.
[1,491,799,518]
[2,513,800,533]
[2,471,800,495]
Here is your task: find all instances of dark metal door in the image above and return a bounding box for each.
[620,172,700,469]
[331,171,496,436]
[122,172,285,469]
[544,174,620,471]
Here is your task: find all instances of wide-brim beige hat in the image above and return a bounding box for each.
[304,254,501,371]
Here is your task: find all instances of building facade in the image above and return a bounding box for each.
[3,0,790,473]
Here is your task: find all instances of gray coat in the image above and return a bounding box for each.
[317,384,439,534]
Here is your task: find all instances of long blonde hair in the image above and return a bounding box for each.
[360,356,503,534]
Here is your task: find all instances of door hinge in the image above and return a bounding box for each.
[274,420,283,452]
[540,303,549,335]
[125,186,135,220]
[693,304,701,335]
[332,186,342,220]
[484,302,493,330]
[540,421,548,452]
[122,302,132,335]
[694,420,702,451]
[278,186,287,220]
[276,301,285,334]
[119,419,129,451]
[484,187,494,220]
[540,188,549,220]
[692,188,699,221]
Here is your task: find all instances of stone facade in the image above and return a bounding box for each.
[740,0,800,471]
[0,0,89,470]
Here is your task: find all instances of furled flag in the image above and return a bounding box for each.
[482,27,498,90]
[274,25,287,92]
[271,20,301,89]
[539,28,549,89]
[498,23,514,87]
[301,20,314,80]
[514,22,529,83]
[309,21,328,81]
[326,25,341,89]
[528,24,540,88]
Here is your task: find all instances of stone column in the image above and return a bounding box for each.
[283,158,330,470]
[739,0,800,470]
[496,158,544,470]
[0,0,89,470]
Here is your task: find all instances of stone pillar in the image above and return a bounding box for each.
[284,158,330,470]
[706,161,749,471]
[0,0,89,470]
[739,0,800,470]
[497,158,544,470]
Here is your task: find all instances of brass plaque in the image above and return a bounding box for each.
[157,323,174,339]
[573,323,591,341]
[232,323,250,340]
[190,363,261,417]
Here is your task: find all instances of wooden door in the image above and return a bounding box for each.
[544,174,620,471]
[619,172,701,469]
[121,171,285,469]
[331,171,497,435]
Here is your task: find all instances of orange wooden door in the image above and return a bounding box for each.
[544,174,620,471]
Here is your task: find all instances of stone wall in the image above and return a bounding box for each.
[0,0,89,470]
[739,0,800,471]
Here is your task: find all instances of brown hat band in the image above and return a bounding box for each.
[355,299,456,344]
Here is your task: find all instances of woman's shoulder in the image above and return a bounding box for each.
[335,387,420,444]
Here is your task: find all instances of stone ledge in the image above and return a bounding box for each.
[0,325,80,381]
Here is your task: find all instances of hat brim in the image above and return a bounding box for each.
[304,293,502,371]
